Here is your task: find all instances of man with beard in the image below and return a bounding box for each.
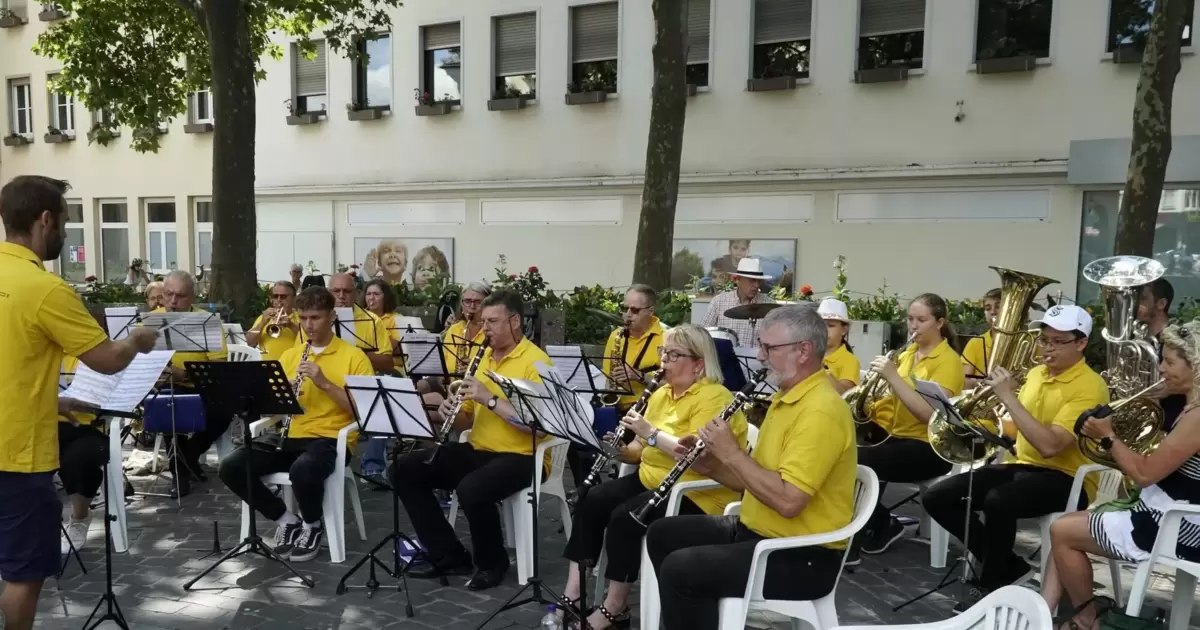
[0,176,157,630]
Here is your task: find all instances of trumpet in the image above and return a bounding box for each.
[427,337,491,464]
[265,309,289,338]
[278,340,312,451]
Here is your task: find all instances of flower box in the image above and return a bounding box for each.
[854,67,909,84]
[43,132,73,144]
[347,106,388,121]
[1112,43,1145,65]
[286,113,323,125]
[183,122,214,134]
[414,103,453,116]
[975,55,1037,75]
[686,84,699,97]
[4,135,30,146]
[565,91,608,106]
[487,96,530,111]
[38,7,66,21]
[747,76,798,92]
[0,14,25,28]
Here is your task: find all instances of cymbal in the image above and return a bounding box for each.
[723,303,782,321]
[586,308,624,326]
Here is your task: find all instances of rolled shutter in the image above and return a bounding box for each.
[496,13,537,76]
[753,0,813,45]
[860,0,926,37]
[687,0,711,64]
[424,22,461,50]
[572,2,619,63]
[294,41,326,96]
[7,0,25,13]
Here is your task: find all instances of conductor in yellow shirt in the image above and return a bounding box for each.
[817,298,859,394]
[246,281,300,361]
[0,175,157,630]
[646,304,856,630]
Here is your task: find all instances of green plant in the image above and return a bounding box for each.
[560,285,624,344]
[846,281,904,322]
[393,277,455,308]
[947,298,987,327]
[492,256,560,309]
[832,255,848,302]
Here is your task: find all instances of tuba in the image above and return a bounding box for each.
[929,267,1056,465]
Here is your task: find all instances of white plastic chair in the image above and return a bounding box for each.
[918,462,973,569]
[1123,502,1200,630]
[105,415,130,553]
[238,417,367,563]
[226,344,261,363]
[833,584,1053,629]
[223,323,247,347]
[1034,463,1126,599]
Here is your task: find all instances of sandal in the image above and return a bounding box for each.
[568,605,631,630]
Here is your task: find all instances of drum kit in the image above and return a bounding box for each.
[704,302,781,347]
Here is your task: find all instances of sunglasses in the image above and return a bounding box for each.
[622,305,649,315]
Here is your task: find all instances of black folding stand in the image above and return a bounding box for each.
[82,408,140,630]
[180,360,312,590]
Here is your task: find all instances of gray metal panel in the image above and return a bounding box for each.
[1068,136,1200,185]
[294,41,326,96]
[424,22,461,50]
[496,13,537,76]
[687,0,711,64]
[860,0,925,38]
[754,0,813,45]
[572,2,619,63]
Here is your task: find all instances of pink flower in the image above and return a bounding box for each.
[85,275,97,282]
[509,274,518,280]
[349,263,360,269]
[528,266,538,273]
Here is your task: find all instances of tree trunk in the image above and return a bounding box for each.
[1113,0,1188,257]
[631,0,688,290]
[203,0,258,324]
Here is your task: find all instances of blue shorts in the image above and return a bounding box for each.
[0,471,61,583]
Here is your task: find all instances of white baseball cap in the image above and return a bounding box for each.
[817,298,850,323]
[1033,304,1093,337]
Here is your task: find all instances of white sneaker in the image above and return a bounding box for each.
[61,517,91,554]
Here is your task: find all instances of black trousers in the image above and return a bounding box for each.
[857,437,952,534]
[647,515,843,630]
[175,412,234,470]
[58,423,109,498]
[218,438,339,524]
[563,472,703,583]
[921,462,1084,589]
[391,442,533,571]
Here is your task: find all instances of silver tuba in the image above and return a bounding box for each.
[1083,255,1166,398]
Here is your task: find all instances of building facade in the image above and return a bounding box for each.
[3,0,1200,302]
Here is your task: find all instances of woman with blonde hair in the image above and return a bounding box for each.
[1042,321,1200,630]
[559,324,749,629]
[144,281,165,311]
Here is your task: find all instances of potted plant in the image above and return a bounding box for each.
[87,122,118,146]
[854,60,912,84]
[414,89,454,116]
[183,119,214,133]
[3,131,30,147]
[0,8,24,28]
[43,125,72,143]
[38,3,67,21]
[565,79,610,106]
[284,98,322,125]
[747,73,798,92]
[488,84,533,111]
[346,99,387,121]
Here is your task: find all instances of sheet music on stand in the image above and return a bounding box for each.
[389,316,428,337]
[490,365,607,454]
[105,306,139,340]
[138,311,224,352]
[545,345,630,399]
[733,347,778,397]
[344,375,432,439]
[913,378,1015,456]
[334,307,380,352]
[60,351,176,413]
[402,333,453,377]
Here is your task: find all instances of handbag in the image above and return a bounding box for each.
[1069,596,1166,630]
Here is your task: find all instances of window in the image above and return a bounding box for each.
[59,201,86,283]
[752,0,813,80]
[145,200,177,274]
[493,13,537,98]
[858,0,926,71]
[99,201,129,283]
[975,0,1054,61]
[48,78,75,135]
[8,78,32,136]
[352,34,392,108]
[686,0,711,87]
[293,40,328,114]
[422,23,462,104]
[570,2,620,93]
[1108,0,1194,52]
[190,89,213,124]
[194,200,213,270]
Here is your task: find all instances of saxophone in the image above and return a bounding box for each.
[427,337,490,463]
[599,327,630,407]
[277,340,312,451]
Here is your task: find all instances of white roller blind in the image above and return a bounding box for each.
[687,0,711,64]
[860,0,926,37]
[294,41,326,96]
[496,13,537,76]
[572,2,619,63]
[754,0,813,45]
[424,22,461,50]
[6,0,26,13]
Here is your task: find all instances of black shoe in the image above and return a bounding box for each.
[862,517,905,555]
[409,558,473,579]
[169,473,191,499]
[843,539,862,567]
[995,556,1036,588]
[290,526,324,562]
[466,564,509,591]
[272,521,303,555]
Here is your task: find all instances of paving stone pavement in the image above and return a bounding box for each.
[30,458,1197,630]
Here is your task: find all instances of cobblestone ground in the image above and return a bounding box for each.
[30,458,1196,630]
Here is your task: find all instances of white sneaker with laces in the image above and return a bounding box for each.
[62,517,91,554]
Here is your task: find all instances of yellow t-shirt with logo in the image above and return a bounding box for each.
[962,330,994,377]
[0,242,109,472]
[465,338,553,456]
[1009,359,1110,497]
[823,344,860,385]
[637,380,747,515]
[251,311,300,362]
[740,370,858,548]
[279,336,374,443]
[602,319,666,408]
[869,339,965,442]
[150,306,228,386]
[442,319,487,375]
[59,355,98,427]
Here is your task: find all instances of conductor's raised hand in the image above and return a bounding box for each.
[129,327,158,353]
[620,408,653,439]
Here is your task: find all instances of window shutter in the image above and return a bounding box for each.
[495,13,537,76]
[294,41,327,96]
[687,0,711,64]
[860,0,926,37]
[753,0,813,45]
[572,2,619,63]
[7,0,26,13]
[424,22,461,50]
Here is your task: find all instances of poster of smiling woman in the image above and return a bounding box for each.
[355,238,454,290]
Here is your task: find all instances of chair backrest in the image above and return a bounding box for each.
[223,323,247,346]
[832,585,1052,630]
[227,344,262,362]
[746,424,760,451]
[837,466,881,570]
[1095,469,1125,504]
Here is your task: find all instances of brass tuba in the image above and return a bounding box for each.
[929,267,1057,465]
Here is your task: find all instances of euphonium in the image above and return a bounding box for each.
[1075,378,1167,468]
[599,327,630,407]
[843,333,915,425]
[929,266,1057,465]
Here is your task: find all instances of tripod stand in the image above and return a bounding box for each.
[83,410,139,630]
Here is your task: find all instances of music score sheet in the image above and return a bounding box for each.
[60,351,175,413]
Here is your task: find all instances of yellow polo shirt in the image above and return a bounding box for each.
[823,344,860,385]
[741,370,857,548]
[638,380,747,515]
[150,306,228,386]
[280,336,374,442]
[1009,359,1110,497]
[298,305,391,366]
[251,310,300,362]
[465,338,553,455]
[869,339,965,442]
[602,318,666,407]
[962,330,994,377]
[0,242,109,472]
[377,312,407,374]
[442,319,486,375]
[59,355,98,427]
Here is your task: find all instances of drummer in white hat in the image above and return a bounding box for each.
[818,298,861,394]
[699,258,776,348]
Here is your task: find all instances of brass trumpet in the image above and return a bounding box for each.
[265,309,289,338]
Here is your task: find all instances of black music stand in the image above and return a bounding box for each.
[546,346,632,408]
[336,375,446,612]
[333,306,381,353]
[81,408,140,630]
[180,360,313,590]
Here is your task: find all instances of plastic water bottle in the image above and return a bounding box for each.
[540,605,561,630]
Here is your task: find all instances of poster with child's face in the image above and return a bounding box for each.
[355,238,454,290]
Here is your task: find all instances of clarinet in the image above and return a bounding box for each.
[277,340,312,451]
[629,368,768,527]
[426,337,490,463]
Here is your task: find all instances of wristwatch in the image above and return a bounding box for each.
[647,429,661,447]
[1100,436,1114,450]
[486,396,499,411]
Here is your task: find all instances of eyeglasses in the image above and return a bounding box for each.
[270,293,292,299]
[657,348,696,363]
[1035,335,1078,348]
[759,340,803,355]
[622,305,648,315]
[461,298,483,307]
